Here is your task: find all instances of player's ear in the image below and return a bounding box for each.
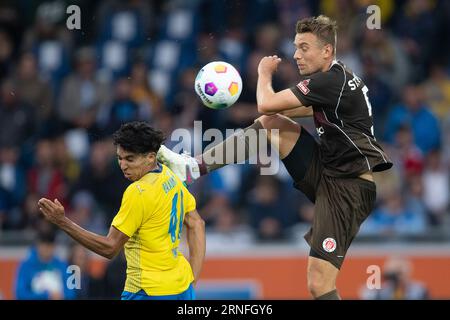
[323,43,333,58]
[147,151,156,163]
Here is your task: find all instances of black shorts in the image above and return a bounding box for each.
[282,127,377,269]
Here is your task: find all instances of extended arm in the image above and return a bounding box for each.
[38,198,129,259]
[183,209,206,284]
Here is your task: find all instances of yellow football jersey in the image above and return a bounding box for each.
[111,164,196,295]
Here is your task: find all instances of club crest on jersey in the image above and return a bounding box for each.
[322,237,337,253]
[297,79,310,95]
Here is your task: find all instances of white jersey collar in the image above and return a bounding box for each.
[328,59,339,71]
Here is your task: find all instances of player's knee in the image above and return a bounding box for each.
[257,114,278,130]
[307,275,327,298]
[307,265,335,298]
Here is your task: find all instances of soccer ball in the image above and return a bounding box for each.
[194,61,243,109]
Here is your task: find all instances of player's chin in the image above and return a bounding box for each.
[299,69,311,76]
[123,173,134,181]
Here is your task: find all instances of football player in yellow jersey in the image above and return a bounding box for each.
[38,121,206,300]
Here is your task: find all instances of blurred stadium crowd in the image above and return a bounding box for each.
[0,0,449,248]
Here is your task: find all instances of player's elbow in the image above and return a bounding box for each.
[103,244,121,260]
[102,248,116,260]
[257,103,276,115]
[197,217,206,230]
[185,211,206,231]
[183,211,206,242]
[191,216,205,232]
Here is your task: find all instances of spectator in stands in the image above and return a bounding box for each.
[246,175,290,241]
[253,24,282,57]
[0,29,14,81]
[72,139,128,225]
[391,125,424,180]
[422,149,449,226]
[360,189,428,236]
[384,84,441,155]
[171,67,203,129]
[337,32,363,79]
[360,256,429,300]
[21,193,42,231]
[27,139,67,207]
[289,196,316,243]
[15,222,75,300]
[67,243,103,299]
[0,143,26,229]
[361,57,393,136]
[0,79,37,148]
[298,201,315,224]
[320,0,358,35]
[404,174,430,228]
[58,47,109,133]
[213,204,242,234]
[21,1,72,92]
[11,52,53,135]
[422,64,450,120]
[101,250,127,299]
[129,61,163,123]
[358,28,411,92]
[53,135,81,187]
[101,77,140,135]
[67,190,106,235]
[204,198,254,250]
[188,170,230,228]
[393,0,438,81]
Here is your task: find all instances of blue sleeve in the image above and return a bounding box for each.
[15,262,50,300]
[383,105,409,143]
[429,112,442,150]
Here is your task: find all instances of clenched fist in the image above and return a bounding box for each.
[257,55,282,77]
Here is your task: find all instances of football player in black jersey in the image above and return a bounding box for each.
[157,15,392,300]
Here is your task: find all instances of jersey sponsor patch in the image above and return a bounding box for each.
[322,237,337,253]
[297,79,311,95]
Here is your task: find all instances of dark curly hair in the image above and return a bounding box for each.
[112,121,165,154]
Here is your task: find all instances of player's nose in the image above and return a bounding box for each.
[119,161,127,171]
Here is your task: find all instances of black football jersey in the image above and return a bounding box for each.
[290,60,393,178]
